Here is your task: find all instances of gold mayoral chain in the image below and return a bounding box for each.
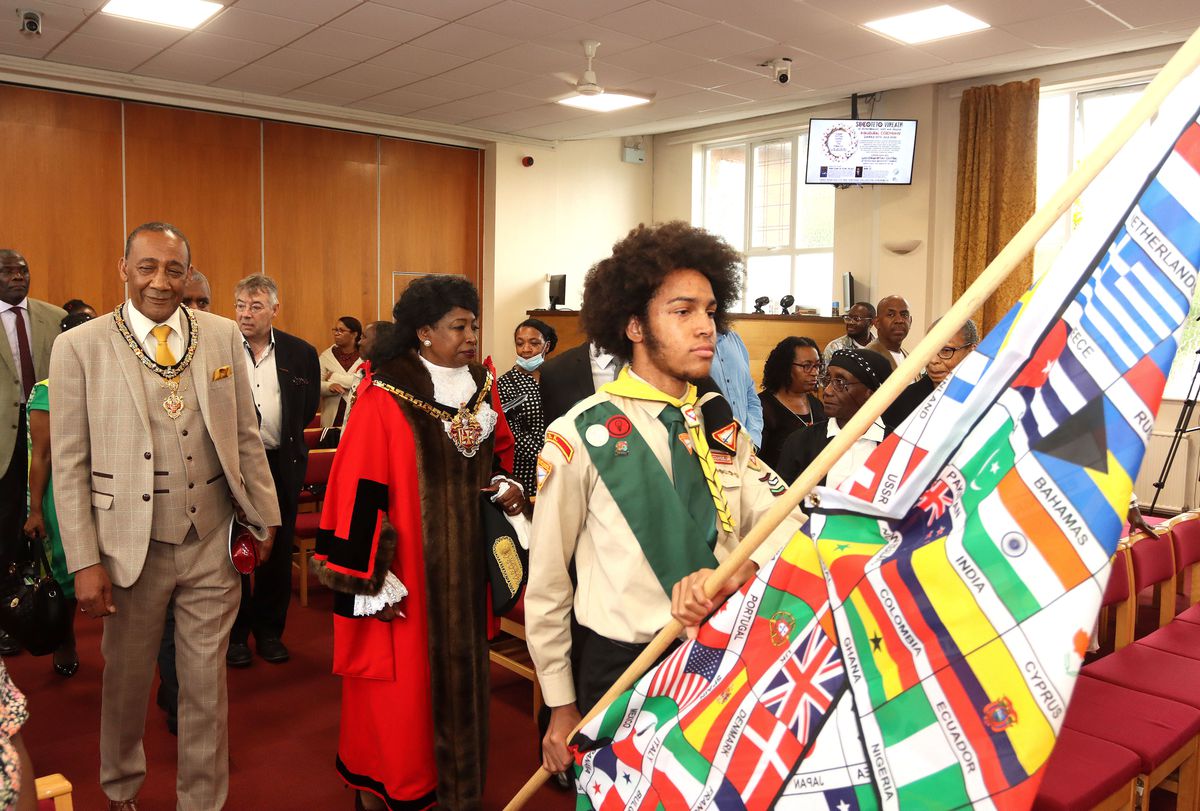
[373,371,493,458]
[113,303,199,421]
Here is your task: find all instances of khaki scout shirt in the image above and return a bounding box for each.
[526,388,807,708]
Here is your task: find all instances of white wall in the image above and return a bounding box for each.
[484,137,653,370]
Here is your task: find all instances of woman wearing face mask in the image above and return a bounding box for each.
[497,318,558,501]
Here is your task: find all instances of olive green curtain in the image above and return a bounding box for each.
[952,78,1040,334]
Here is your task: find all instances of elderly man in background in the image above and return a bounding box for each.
[50,222,279,810]
[866,294,913,371]
[181,269,212,313]
[228,274,319,668]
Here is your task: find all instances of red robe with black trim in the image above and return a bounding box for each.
[315,353,514,810]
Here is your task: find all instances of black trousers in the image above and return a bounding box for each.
[232,449,298,644]
[0,407,28,564]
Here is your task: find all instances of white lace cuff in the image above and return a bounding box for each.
[352,571,408,618]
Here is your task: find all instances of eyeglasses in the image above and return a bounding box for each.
[332,327,350,334]
[841,314,870,323]
[936,343,975,360]
[234,301,269,314]
[792,361,823,373]
[818,373,865,392]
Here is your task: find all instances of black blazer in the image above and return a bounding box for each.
[539,343,597,426]
[270,328,321,505]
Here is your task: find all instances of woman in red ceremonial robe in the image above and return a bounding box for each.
[314,275,522,811]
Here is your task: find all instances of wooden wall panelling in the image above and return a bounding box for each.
[263,122,378,353]
[123,103,262,321]
[0,85,124,313]
[380,138,483,340]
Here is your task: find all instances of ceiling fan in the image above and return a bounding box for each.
[556,40,653,112]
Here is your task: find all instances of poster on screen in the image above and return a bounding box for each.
[805,119,918,186]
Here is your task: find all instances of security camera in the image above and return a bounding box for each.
[18,10,42,36]
[771,58,792,85]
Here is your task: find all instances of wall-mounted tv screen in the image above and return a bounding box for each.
[805,119,917,186]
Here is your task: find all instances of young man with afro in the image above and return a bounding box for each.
[526,221,808,776]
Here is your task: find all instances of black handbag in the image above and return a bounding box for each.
[481,494,528,616]
[0,534,70,655]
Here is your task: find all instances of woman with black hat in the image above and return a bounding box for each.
[775,348,893,486]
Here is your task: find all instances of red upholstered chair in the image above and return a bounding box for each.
[305,412,320,430]
[1180,603,1200,625]
[302,427,323,451]
[1084,644,1200,711]
[488,595,543,718]
[1138,619,1200,661]
[1063,675,1200,810]
[1032,728,1139,811]
[293,448,336,607]
[1129,532,1178,636]
[1171,513,1200,609]
[1098,545,1135,652]
[35,774,73,810]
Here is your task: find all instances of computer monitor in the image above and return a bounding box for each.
[842,272,855,310]
[548,274,566,310]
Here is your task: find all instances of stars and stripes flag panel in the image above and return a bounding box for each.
[571,69,1200,809]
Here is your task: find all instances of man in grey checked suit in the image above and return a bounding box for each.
[50,222,280,811]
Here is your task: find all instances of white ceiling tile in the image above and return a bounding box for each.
[0,39,60,59]
[1002,6,1131,47]
[659,24,775,60]
[644,88,751,117]
[484,43,577,73]
[350,87,445,114]
[415,91,540,122]
[133,50,244,84]
[803,0,933,25]
[74,11,189,48]
[45,33,161,72]
[1094,0,1200,28]
[770,54,871,90]
[328,61,425,89]
[667,0,844,41]
[233,0,360,26]
[593,1,712,40]
[588,60,647,87]
[0,1,82,54]
[367,44,471,73]
[253,47,355,76]
[465,102,589,131]
[714,76,810,101]
[661,59,763,90]
[602,43,708,74]
[439,60,535,90]
[505,74,579,101]
[535,23,647,57]
[198,9,316,46]
[953,0,1090,27]
[459,1,578,39]
[211,62,315,94]
[407,22,518,57]
[34,0,103,9]
[786,23,895,60]
[841,46,948,77]
[369,0,501,22]
[402,75,488,101]
[916,28,1032,62]
[619,75,699,99]
[326,3,445,40]
[290,27,394,60]
[288,76,381,103]
[521,0,641,21]
[170,31,276,63]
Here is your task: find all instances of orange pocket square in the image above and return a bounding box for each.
[212,365,233,381]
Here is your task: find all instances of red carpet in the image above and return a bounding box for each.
[7,578,573,810]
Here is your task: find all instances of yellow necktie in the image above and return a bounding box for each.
[151,324,177,365]
[603,368,736,533]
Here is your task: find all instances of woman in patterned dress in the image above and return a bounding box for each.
[497,318,558,501]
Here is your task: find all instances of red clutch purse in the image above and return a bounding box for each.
[228,523,259,575]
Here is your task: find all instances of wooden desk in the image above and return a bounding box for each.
[527,310,845,385]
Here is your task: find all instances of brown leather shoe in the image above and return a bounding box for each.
[108,799,138,810]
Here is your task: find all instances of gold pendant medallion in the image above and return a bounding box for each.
[162,380,185,420]
[448,406,483,457]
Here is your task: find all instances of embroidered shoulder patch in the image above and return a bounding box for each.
[536,457,554,492]
[712,421,739,452]
[759,470,787,496]
[711,451,734,466]
[545,430,574,462]
[747,455,763,471]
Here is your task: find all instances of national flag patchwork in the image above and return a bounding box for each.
[571,89,1200,810]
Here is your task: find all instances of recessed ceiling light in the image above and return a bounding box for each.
[864,5,989,44]
[557,93,651,112]
[101,0,223,30]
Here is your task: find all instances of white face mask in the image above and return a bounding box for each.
[515,348,546,372]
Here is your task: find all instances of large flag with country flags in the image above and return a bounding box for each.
[571,70,1200,810]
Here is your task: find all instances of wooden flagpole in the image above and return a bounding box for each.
[504,26,1200,811]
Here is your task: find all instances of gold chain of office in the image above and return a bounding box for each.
[113,303,199,420]
[372,371,493,458]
